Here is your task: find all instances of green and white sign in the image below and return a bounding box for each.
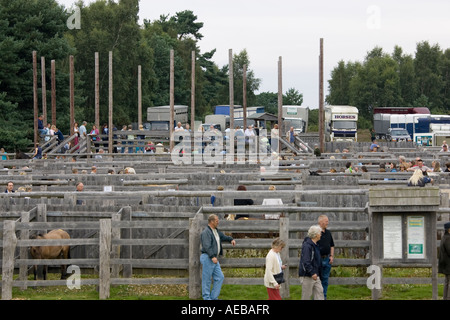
[407,216,425,259]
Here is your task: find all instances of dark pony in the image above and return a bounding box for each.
[30,229,71,280]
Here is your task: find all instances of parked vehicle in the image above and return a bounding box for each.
[324,105,358,142]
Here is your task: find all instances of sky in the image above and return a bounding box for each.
[57,0,450,109]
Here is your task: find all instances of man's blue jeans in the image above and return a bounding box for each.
[200,253,224,300]
[321,256,332,299]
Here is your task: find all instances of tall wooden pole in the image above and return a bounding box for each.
[95,52,100,129]
[51,60,56,126]
[138,65,142,128]
[33,51,38,147]
[41,57,47,127]
[108,51,113,154]
[191,51,195,130]
[229,49,234,130]
[69,55,75,135]
[169,49,175,152]
[278,56,283,153]
[243,64,247,131]
[319,38,324,153]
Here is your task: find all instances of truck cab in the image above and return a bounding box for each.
[324,105,358,142]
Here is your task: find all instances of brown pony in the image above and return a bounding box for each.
[30,229,71,280]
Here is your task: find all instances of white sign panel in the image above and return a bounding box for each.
[407,216,425,259]
[383,215,402,259]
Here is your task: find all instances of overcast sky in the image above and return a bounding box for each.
[57,0,450,109]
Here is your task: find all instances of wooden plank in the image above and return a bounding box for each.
[99,219,111,299]
[1,220,16,300]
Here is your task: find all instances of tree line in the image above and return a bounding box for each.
[326,42,450,129]
[2,0,448,152]
[0,0,303,152]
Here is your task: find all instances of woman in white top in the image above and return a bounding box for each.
[264,238,286,300]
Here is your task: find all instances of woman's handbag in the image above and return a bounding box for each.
[273,271,285,284]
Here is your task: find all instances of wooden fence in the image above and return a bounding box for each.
[1,203,447,300]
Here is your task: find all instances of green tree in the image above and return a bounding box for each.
[0,0,74,148]
[255,91,278,115]
[69,0,149,126]
[283,88,303,105]
[414,41,444,112]
[348,47,401,125]
[326,60,360,105]
[222,49,261,108]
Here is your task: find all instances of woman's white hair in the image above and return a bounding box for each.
[408,169,423,186]
[307,225,322,239]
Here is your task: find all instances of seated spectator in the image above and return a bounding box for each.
[4,181,14,193]
[407,158,431,172]
[0,148,9,160]
[445,162,450,173]
[234,185,254,220]
[76,181,84,205]
[370,140,380,152]
[408,169,433,187]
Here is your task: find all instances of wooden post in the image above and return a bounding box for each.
[99,219,111,299]
[191,51,195,130]
[319,38,324,153]
[121,206,132,278]
[36,203,47,235]
[108,51,113,154]
[229,49,234,131]
[95,52,100,129]
[2,220,17,300]
[69,55,75,135]
[111,213,121,279]
[19,211,30,290]
[279,217,290,299]
[189,214,202,299]
[243,64,247,131]
[33,51,38,148]
[431,211,438,300]
[41,56,47,127]
[169,49,175,152]
[138,65,142,128]
[277,56,283,154]
[51,60,56,126]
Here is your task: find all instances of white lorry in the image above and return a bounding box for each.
[282,105,309,135]
[324,105,358,142]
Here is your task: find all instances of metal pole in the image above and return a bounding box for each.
[138,65,142,128]
[278,56,283,154]
[95,52,100,129]
[69,55,75,135]
[243,64,247,131]
[170,49,175,152]
[41,56,47,127]
[33,51,38,148]
[51,60,56,126]
[108,51,113,154]
[319,38,324,153]
[229,49,234,130]
[191,51,195,130]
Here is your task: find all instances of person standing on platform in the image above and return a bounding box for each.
[317,215,334,300]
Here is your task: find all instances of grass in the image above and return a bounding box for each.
[8,268,444,300]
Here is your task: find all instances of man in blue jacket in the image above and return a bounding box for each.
[298,225,324,300]
[200,214,236,300]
